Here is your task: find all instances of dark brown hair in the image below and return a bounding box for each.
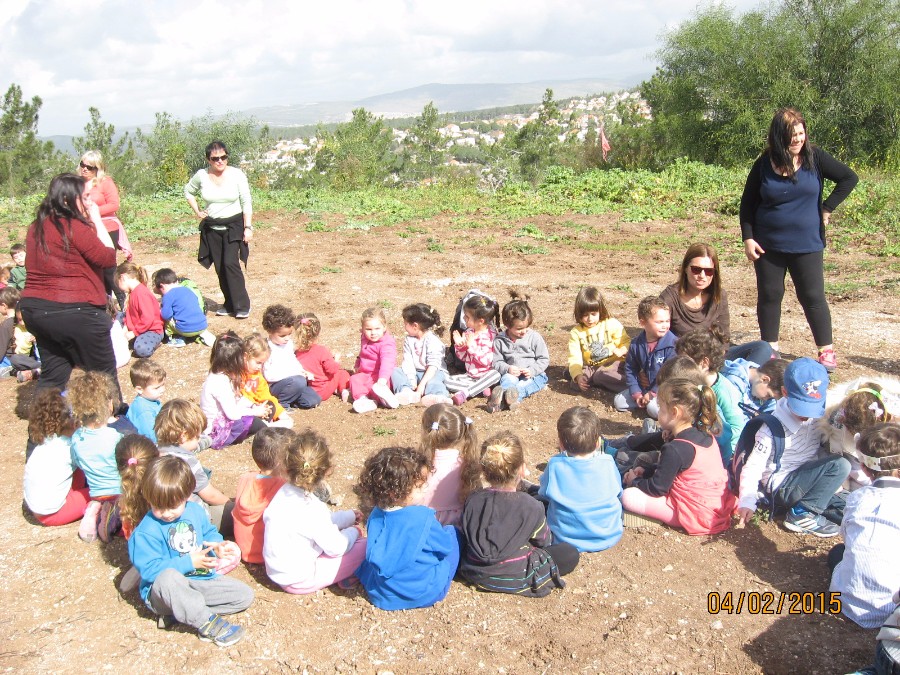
[676,328,726,374]
[573,286,611,324]
[354,446,432,511]
[765,107,815,179]
[501,290,533,328]
[677,243,722,305]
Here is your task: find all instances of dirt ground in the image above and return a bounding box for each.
[2,207,898,674]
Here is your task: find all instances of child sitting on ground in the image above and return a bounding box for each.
[622,378,736,535]
[459,431,579,597]
[115,434,159,539]
[391,303,452,407]
[735,358,850,537]
[293,312,351,402]
[445,294,502,405]
[354,446,460,610]
[263,429,366,594]
[0,287,20,377]
[568,286,630,393]
[151,267,214,347]
[11,302,40,382]
[242,333,294,428]
[721,357,787,420]
[200,331,269,449]
[829,423,900,629]
[614,296,678,419]
[155,399,234,537]
[418,403,482,526]
[260,305,321,410]
[23,388,87,526]
[489,291,550,413]
[232,428,291,564]
[8,243,26,290]
[125,359,167,442]
[349,307,399,414]
[115,261,164,358]
[539,406,623,552]
[128,455,252,647]
[68,371,124,543]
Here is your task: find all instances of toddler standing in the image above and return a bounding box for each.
[445,294,501,405]
[115,261,164,358]
[489,292,549,413]
[125,359,167,442]
[293,313,351,402]
[568,286,630,393]
[349,307,399,414]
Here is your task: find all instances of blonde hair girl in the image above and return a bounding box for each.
[294,312,352,402]
[348,307,399,414]
[418,403,480,526]
[115,434,159,539]
[242,333,291,427]
[262,429,366,594]
[115,260,163,358]
[622,378,736,536]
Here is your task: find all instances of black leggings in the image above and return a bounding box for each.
[754,249,832,346]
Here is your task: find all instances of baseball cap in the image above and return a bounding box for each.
[783,357,829,418]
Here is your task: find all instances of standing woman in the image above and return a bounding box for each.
[740,108,857,372]
[80,150,131,308]
[185,140,253,319]
[20,174,118,390]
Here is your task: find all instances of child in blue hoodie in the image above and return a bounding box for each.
[539,406,623,552]
[354,446,460,610]
[128,455,252,647]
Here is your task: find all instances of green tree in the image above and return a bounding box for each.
[401,101,447,182]
[135,112,189,192]
[0,83,54,197]
[511,88,562,182]
[313,108,396,189]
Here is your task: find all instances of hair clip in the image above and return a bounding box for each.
[127,457,138,466]
[431,422,440,431]
[464,417,473,425]
[869,402,884,419]
[697,384,704,392]
[856,448,900,472]
[300,318,310,325]
[854,387,885,404]
[303,461,310,469]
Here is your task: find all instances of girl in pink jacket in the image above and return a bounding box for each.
[349,307,398,414]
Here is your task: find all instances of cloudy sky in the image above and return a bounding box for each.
[1,0,760,135]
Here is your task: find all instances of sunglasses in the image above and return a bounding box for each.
[209,154,228,163]
[689,265,716,277]
[79,161,97,171]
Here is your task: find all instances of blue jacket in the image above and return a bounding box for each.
[128,501,223,603]
[357,505,459,610]
[126,396,161,443]
[538,452,623,552]
[625,330,679,397]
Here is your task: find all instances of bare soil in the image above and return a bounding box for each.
[2,208,898,674]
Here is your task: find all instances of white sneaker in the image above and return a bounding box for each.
[199,330,216,347]
[352,396,377,414]
[420,394,453,407]
[371,382,399,409]
[395,389,421,406]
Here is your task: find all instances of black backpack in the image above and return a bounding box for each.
[728,413,786,506]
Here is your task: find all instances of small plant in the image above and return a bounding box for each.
[426,237,444,253]
[377,299,393,309]
[372,425,396,437]
[543,323,556,333]
[406,225,427,234]
[321,266,342,274]
[306,221,328,232]
[510,242,549,255]
[611,283,633,293]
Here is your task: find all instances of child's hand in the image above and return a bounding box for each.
[353,509,364,524]
[190,546,217,570]
[507,366,522,377]
[452,330,464,345]
[576,373,590,391]
[465,332,476,348]
[520,368,533,379]
[251,404,269,418]
[734,507,755,527]
[614,345,628,358]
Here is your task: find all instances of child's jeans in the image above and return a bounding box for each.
[774,454,851,521]
[270,375,322,409]
[391,368,449,397]
[499,372,548,400]
[148,568,254,629]
[613,390,660,419]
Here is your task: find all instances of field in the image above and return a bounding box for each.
[1,185,898,674]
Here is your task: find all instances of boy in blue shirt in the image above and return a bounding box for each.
[126,359,166,442]
[539,406,623,552]
[129,455,252,646]
[152,268,214,347]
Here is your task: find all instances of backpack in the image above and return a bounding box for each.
[445,288,497,374]
[728,413,786,506]
[178,277,207,314]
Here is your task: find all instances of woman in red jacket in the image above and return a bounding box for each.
[20,174,118,391]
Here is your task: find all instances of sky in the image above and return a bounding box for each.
[0,0,761,136]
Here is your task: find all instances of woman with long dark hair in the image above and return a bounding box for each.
[740,108,857,371]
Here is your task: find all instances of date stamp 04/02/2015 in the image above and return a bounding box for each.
[707,591,842,615]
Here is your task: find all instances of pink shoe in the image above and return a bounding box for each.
[817,348,837,373]
[78,501,102,543]
[395,389,421,406]
[452,391,467,406]
[420,394,453,407]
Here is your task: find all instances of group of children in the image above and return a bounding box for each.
[15,279,900,670]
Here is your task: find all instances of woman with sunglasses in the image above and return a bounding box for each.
[740,108,857,372]
[660,243,773,366]
[80,150,131,308]
[185,140,253,319]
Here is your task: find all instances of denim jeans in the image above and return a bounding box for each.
[391,367,449,397]
[774,454,850,517]
[499,372,548,400]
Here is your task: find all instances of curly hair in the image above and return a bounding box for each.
[282,428,332,491]
[675,328,726,374]
[637,295,670,323]
[420,403,481,500]
[501,289,532,328]
[354,446,432,511]
[294,313,321,352]
[401,303,444,337]
[251,427,295,472]
[116,435,159,531]
[573,286,610,324]
[243,332,271,361]
[155,399,207,446]
[27,388,73,444]
[141,455,196,511]
[657,378,722,436]
[67,371,115,426]
[262,304,295,333]
[479,431,525,486]
[557,406,603,455]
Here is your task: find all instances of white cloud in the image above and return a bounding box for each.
[0,0,762,134]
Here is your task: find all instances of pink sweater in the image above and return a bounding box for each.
[354,332,397,381]
[419,448,463,527]
[454,326,498,378]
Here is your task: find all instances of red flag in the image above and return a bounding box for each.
[600,125,611,162]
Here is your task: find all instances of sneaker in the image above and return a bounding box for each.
[168,337,187,348]
[313,480,333,503]
[420,394,453,407]
[784,506,840,537]
[486,387,503,413]
[215,307,231,317]
[0,365,12,378]
[98,500,122,543]
[452,391,467,406]
[336,575,360,590]
[395,389,421,406]
[78,501,101,543]
[157,615,178,630]
[16,369,36,383]
[340,388,351,404]
[504,387,520,411]
[199,330,216,347]
[119,565,141,594]
[198,614,244,647]
[818,348,837,373]
[352,396,377,414]
[197,434,212,453]
[234,310,250,320]
[642,418,660,435]
[371,382,399,409]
